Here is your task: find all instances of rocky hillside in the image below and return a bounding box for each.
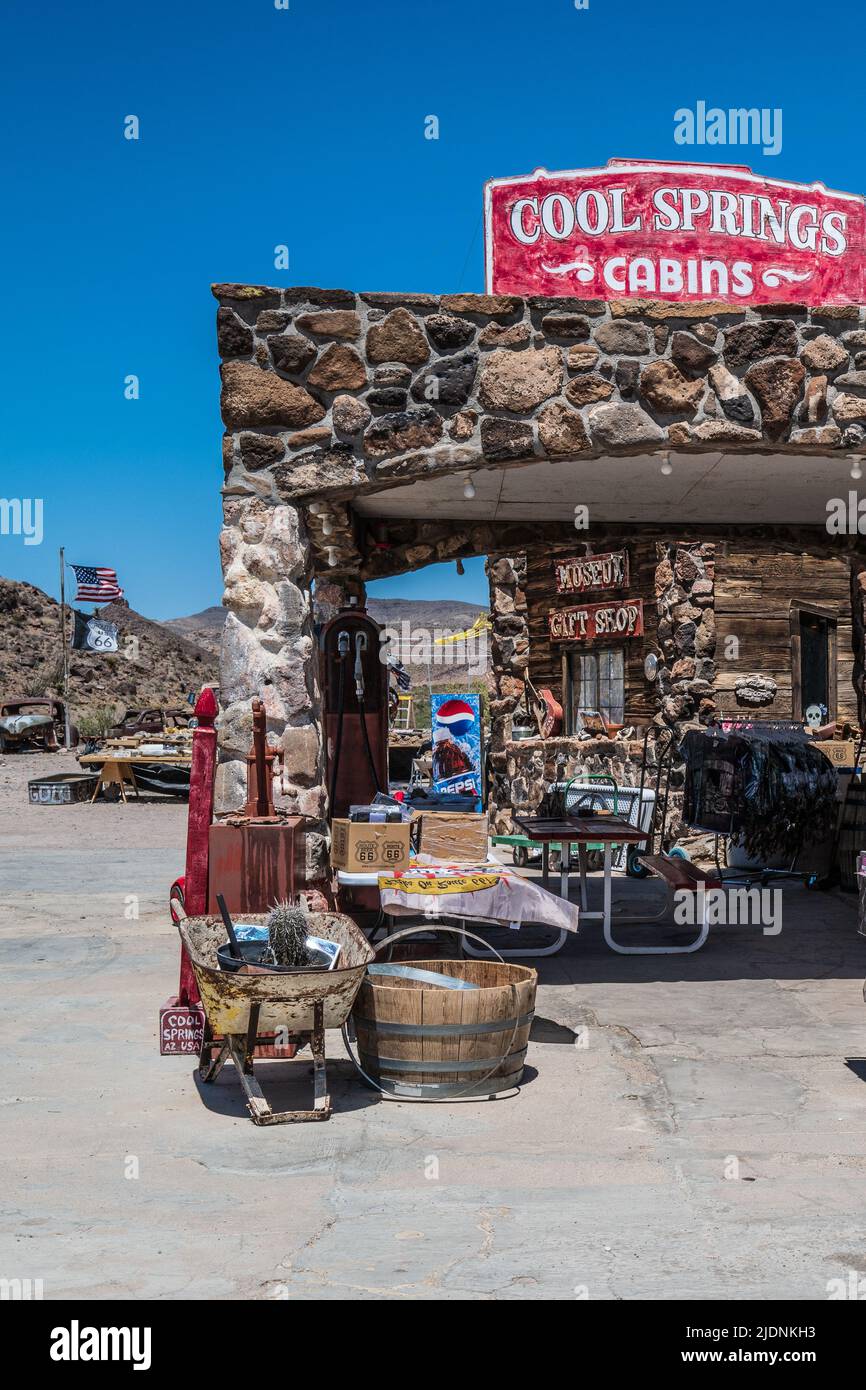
[165,598,491,683]
[0,578,216,721]
[162,605,224,658]
[367,598,489,683]
[367,597,486,631]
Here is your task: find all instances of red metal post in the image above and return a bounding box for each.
[178,686,218,1004]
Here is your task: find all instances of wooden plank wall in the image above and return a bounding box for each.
[524,537,658,721]
[522,533,858,726]
[713,542,856,723]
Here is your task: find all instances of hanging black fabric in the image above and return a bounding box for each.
[71,611,119,653]
[681,725,837,863]
[682,730,741,834]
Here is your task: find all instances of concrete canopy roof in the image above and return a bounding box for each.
[352,450,852,527]
[214,285,866,571]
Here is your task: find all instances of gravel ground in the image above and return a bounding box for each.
[3,748,866,1301]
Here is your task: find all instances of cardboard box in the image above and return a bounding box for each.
[330,818,411,872]
[814,739,858,769]
[411,810,489,864]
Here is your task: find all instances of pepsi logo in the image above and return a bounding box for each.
[434,698,476,739]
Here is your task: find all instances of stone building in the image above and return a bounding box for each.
[213,282,866,867]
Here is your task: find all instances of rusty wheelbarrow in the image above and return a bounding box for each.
[176,910,374,1124]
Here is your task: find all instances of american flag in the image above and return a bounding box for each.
[70,564,124,602]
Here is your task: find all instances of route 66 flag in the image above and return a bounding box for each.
[72,612,119,653]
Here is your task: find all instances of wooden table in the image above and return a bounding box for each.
[79,751,191,802]
[79,752,191,766]
[84,758,140,803]
[513,813,646,951]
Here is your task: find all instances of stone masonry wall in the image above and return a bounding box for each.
[217,493,329,877]
[214,284,866,857]
[216,284,866,589]
[653,541,716,725]
[488,735,646,837]
[487,552,530,741]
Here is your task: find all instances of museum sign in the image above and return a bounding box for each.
[554,549,629,596]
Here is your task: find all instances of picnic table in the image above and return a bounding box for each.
[512,812,646,951]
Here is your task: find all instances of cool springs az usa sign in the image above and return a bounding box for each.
[484,159,865,305]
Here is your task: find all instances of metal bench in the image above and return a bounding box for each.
[639,854,721,893]
[600,853,720,956]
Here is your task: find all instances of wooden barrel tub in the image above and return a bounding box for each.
[352,958,537,1099]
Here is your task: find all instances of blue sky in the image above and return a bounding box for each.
[2,0,864,617]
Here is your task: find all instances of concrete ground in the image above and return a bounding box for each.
[3,750,866,1301]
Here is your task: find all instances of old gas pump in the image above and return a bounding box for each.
[321,601,389,819]
[206,699,307,913]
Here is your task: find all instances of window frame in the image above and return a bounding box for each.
[562,645,626,733]
[789,600,838,721]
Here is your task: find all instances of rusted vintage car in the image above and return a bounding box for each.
[109,706,194,737]
[0,697,77,752]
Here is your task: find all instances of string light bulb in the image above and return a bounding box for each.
[660,450,673,477]
[321,514,334,536]
[849,454,863,481]
[463,473,476,500]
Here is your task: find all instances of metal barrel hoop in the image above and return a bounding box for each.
[341,923,525,1103]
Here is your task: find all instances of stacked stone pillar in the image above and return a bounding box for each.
[653,542,716,726]
[486,553,530,831]
[218,491,329,875]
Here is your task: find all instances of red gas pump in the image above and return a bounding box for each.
[320,601,389,819]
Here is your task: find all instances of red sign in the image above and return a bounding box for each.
[159,1002,205,1055]
[549,599,644,643]
[554,549,629,595]
[485,159,865,305]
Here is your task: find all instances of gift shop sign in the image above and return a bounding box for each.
[554,549,629,596]
[549,599,644,643]
[484,160,865,305]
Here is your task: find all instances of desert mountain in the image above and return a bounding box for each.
[0,578,216,720]
[0,575,489,731]
[161,605,225,658]
[165,597,491,683]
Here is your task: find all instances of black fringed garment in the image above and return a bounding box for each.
[681,725,838,864]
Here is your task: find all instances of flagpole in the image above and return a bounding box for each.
[59,548,71,747]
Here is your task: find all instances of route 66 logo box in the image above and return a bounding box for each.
[330,818,411,872]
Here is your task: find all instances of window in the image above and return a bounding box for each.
[565,647,624,731]
[790,603,837,721]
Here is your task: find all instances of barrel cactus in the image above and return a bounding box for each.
[264,900,312,969]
